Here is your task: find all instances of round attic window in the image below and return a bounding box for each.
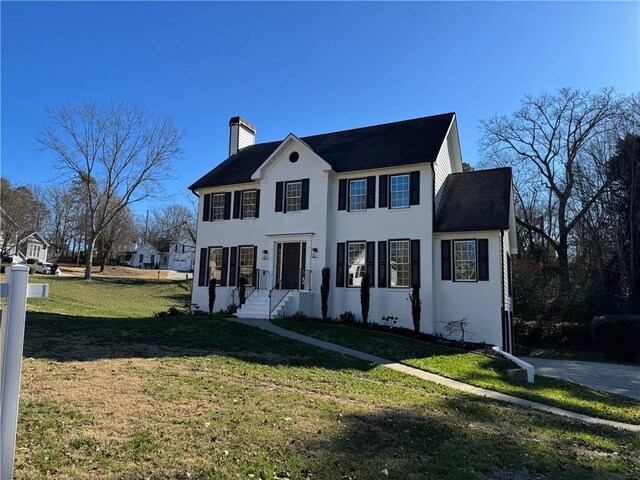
[289,152,300,163]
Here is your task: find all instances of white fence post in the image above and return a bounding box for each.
[0,265,48,480]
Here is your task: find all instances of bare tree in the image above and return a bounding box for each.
[96,204,137,271]
[0,177,49,256]
[480,88,623,286]
[146,203,196,246]
[38,102,183,279]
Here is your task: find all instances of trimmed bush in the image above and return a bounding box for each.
[337,311,357,324]
[591,315,640,362]
[26,258,37,265]
[514,318,592,349]
[321,267,330,321]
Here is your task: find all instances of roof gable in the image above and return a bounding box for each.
[251,134,332,182]
[190,112,455,190]
[435,167,513,232]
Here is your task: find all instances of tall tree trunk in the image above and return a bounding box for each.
[84,234,97,280]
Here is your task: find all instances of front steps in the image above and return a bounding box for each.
[235,289,295,319]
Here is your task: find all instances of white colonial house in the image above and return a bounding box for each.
[189,114,517,351]
[130,236,195,271]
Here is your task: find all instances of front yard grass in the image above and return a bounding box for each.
[15,277,640,479]
[273,320,640,426]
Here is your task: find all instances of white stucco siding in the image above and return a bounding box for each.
[192,143,331,313]
[328,164,434,332]
[433,231,503,346]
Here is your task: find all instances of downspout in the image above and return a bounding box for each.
[500,230,506,351]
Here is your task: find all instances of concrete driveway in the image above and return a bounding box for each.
[523,357,640,400]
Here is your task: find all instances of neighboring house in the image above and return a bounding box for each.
[0,229,49,263]
[189,114,517,351]
[130,237,195,271]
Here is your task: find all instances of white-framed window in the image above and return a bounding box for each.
[285,181,302,213]
[209,247,223,281]
[27,244,41,258]
[454,240,477,281]
[242,190,257,219]
[390,174,410,209]
[389,240,410,287]
[239,246,255,285]
[349,179,367,212]
[212,193,226,221]
[347,241,366,287]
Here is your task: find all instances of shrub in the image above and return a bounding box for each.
[238,276,247,305]
[337,311,357,324]
[321,267,330,321]
[153,306,187,317]
[360,273,370,325]
[514,318,592,348]
[279,311,309,321]
[214,304,237,315]
[408,285,421,333]
[26,258,37,265]
[591,315,640,362]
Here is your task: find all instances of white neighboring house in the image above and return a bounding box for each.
[189,114,518,352]
[131,237,195,271]
[1,231,49,263]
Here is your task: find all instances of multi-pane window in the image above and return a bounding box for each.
[209,247,223,282]
[389,240,410,287]
[242,190,257,219]
[390,174,410,209]
[212,193,226,220]
[286,181,302,212]
[139,254,144,263]
[454,240,477,281]
[349,179,367,211]
[239,246,255,285]
[347,242,366,286]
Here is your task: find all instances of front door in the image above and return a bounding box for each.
[281,243,301,289]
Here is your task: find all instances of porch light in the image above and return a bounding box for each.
[262,250,268,260]
[311,248,318,258]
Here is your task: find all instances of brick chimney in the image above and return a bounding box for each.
[229,116,256,156]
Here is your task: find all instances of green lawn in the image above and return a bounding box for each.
[273,320,640,426]
[27,276,192,317]
[15,277,640,479]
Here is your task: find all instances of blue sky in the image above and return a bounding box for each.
[2,1,638,213]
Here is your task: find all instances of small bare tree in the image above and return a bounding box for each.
[443,318,471,344]
[39,102,183,279]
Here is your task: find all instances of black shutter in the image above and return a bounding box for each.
[233,191,241,219]
[366,176,376,209]
[378,241,387,288]
[441,240,452,280]
[379,175,388,208]
[229,247,238,287]
[411,239,420,288]
[198,247,208,286]
[338,179,347,211]
[336,242,345,287]
[253,246,258,285]
[301,178,310,210]
[478,239,489,281]
[223,192,231,220]
[275,181,283,212]
[255,190,260,218]
[410,171,420,205]
[202,194,211,222]
[366,241,375,287]
[220,247,229,287]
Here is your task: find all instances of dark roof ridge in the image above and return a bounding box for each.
[299,112,456,141]
[448,166,512,176]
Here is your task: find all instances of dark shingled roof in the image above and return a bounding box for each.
[189,113,455,190]
[435,167,513,232]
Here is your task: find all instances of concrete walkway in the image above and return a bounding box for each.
[523,357,640,401]
[231,318,640,432]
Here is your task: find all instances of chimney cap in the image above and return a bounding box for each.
[229,116,256,133]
